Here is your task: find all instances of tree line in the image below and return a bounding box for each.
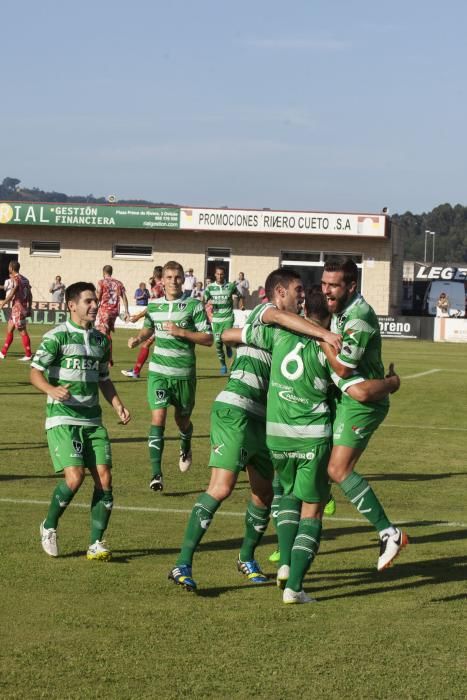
[1,177,466,263]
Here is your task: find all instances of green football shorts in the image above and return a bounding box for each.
[270,440,331,503]
[212,318,234,343]
[332,399,389,450]
[47,424,112,473]
[147,373,196,416]
[209,403,273,480]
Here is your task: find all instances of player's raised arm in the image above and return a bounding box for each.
[261,306,342,351]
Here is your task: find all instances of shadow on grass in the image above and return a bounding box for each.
[195,581,276,598]
[365,471,467,482]
[0,442,48,452]
[111,435,210,444]
[308,555,467,602]
[0,473,55,481]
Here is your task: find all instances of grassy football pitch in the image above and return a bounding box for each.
[0,333,466,699]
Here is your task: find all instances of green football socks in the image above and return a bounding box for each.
[177,492,221,566]
[179,422,193,454]
[90,488,113,543]
[148,425,165,477]
[271,472,284,535]
[287,517,322,593]
[239,501,271,562]
[339,471,391,532]
[44,482,75,529]
[277,494,301,567]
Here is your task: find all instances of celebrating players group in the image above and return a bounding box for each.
[10,257,408,605]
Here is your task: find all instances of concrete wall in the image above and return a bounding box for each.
[0,223,398,314]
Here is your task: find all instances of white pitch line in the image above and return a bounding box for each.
[382,423,467,432]
[0,497,465,529]
[401,369,441,380]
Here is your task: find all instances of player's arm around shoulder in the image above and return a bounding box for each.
[318,339,354,378]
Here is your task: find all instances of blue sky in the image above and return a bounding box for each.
[2,0,467,214]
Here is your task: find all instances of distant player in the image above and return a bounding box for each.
[168,268,343,593]
[31,282,130,560]
[321,258,408,570]
[204,267,238,374]
[95,265,129,364]
[121,267,164,379]
[0,261,33,362]
[128,261,212,491]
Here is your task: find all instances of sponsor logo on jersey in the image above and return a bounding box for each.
[278,389,309,405]
[65,358,99,370]
[271,450,316,460]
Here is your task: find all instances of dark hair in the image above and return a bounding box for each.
[323,257,358,285]
[103,265,113,275]
[264,268,301,300]
[65,282,96,305]
[153,266,163,276]
[305,288,330,323]
[9,260,20,273]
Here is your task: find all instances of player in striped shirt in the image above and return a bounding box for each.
[128,261,212,491]
[321,258,408,571]
[31,282,130,560]
[0,261,33,361]
[169,269,343,592]
[204,266,238,375]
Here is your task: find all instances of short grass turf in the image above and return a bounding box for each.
[0,333,466,699]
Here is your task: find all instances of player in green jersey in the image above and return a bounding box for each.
[203,266,238,375]
[321,258,409,571]
[242,287,401,603]
[31,282,131,560]
[128,261,212,492]
[168,269,343,592]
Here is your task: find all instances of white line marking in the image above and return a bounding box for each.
[383,423,467,432]
[401,369,441,380]
[0,498,465,529]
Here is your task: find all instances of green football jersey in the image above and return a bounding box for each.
[214,303,274,419]
[144,295,211,378]
[243,324,332,451]
[31,320,111,429]
[204,281,237,323]
[331,293,387,407]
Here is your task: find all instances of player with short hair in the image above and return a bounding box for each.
[128,261,212,491]
[204,267,238,375]
[31,282,130,560]
[321,258,408,570]
[0,260,33,362]
[168,268,343,592]
[95,265,129,365]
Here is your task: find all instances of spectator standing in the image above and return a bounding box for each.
[150,266,164,299]
[134,282,150,306]
[182,268,197,300]
[191,281,204,301]
[236,272,250,310]
[436,292,450,317]
[49,275,66,303]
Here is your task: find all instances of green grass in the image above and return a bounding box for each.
[1,333,466,699]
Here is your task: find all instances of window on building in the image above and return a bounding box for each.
[113,244,153,259]
[281,250,363,290]
[0,240,19,254]
[30,241,60,255]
